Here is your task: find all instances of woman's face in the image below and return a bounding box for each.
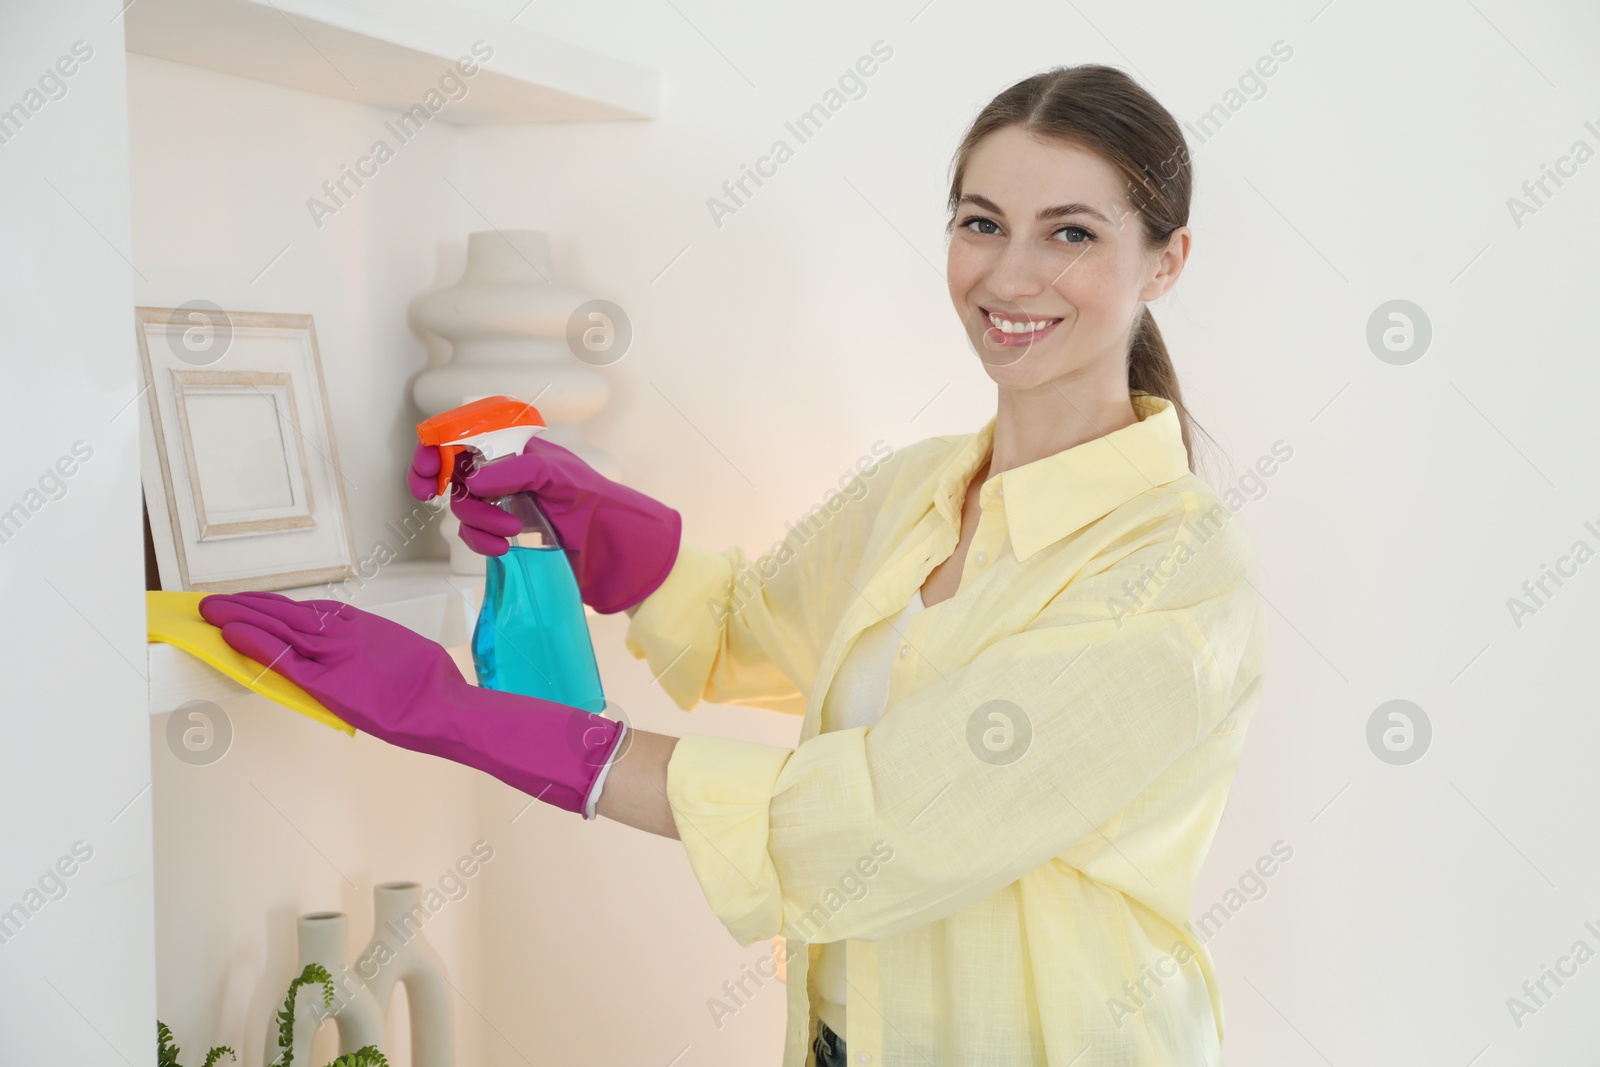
[946,125,1188,390]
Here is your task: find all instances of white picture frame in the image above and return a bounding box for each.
[136,307,357,592]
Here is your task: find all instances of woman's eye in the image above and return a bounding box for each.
[959,216,1096,244]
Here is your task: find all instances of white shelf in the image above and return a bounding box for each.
[149,559,486,716]
[125,0,659,123]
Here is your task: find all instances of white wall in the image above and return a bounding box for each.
[125,53,489,1067]
[454,1,1600,1065]
[0,3,155,1065]
[448,0,657,71]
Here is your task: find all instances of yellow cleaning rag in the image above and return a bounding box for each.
[146,591,355,736]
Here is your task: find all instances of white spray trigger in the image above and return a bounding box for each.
[457,424,545,467]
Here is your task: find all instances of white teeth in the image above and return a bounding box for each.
[987,311,1059,334]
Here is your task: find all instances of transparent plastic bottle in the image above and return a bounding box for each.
[469,469,607,714]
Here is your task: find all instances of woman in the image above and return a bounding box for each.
[201,64,1265,1066]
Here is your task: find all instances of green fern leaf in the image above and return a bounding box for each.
[157,1020,181,1067]
[201,1045,238,1067]
[270,963,336,1067]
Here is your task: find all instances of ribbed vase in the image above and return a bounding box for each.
[410,229,615,576]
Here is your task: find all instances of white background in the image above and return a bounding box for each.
[3,1,1598,1065]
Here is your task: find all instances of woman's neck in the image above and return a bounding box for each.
[988,370,1140,476]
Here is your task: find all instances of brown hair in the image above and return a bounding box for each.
[945,64,1214,474]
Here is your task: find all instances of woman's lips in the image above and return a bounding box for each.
[980,307,1064,348]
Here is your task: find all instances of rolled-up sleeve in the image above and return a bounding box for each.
[623,541,811,716]
[664,524,1264,947]
[623,448,914,716]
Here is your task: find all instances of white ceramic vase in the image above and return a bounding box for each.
[272,911,385,1067]
[359,881,455,1067]
[411,230,616,575]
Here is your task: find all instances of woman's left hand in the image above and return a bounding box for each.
[199,590,455,744]
[197,591,627,818]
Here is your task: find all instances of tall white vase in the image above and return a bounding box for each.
[271,912,385,1067]
[411,230,617,575]
[359,881,455,1067]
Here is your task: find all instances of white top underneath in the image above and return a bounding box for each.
[814,585,927,1028]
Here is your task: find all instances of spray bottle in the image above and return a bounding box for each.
[417,396,606,714]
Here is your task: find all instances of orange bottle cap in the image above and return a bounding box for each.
[416,396,546,498]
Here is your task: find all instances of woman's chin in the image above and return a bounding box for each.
[972,337,1054,386]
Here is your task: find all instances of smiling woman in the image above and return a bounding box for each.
[200,59,1264,1067]
[608,64,1265,1067]
[942,98,1205,467]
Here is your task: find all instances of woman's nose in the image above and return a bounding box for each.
[985,240,1053,301]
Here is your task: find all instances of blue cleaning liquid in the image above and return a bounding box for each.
[472,543,607,714]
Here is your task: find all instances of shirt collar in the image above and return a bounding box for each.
[932,391,1191,563]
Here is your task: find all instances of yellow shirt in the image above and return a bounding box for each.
[624,391,1267,1066]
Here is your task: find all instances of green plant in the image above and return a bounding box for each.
[271,963,334,1067]
[323,1051,389,1067]
[156,1020,236,1067]
[270,963,387,1067]
[159,961,385,1067]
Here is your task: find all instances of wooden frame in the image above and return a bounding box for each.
[136,308,357,593]
[171,369,319,540]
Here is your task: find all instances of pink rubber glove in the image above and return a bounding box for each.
[408,438,681,615]
[197,590,628,819]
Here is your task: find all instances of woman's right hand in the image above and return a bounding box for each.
[408,437,682,616]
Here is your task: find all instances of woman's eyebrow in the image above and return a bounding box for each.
[957,192,1113,224]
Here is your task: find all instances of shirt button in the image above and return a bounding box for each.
[857,1054,871,1065]
[975,552,986,565]
[898,644,909,658]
